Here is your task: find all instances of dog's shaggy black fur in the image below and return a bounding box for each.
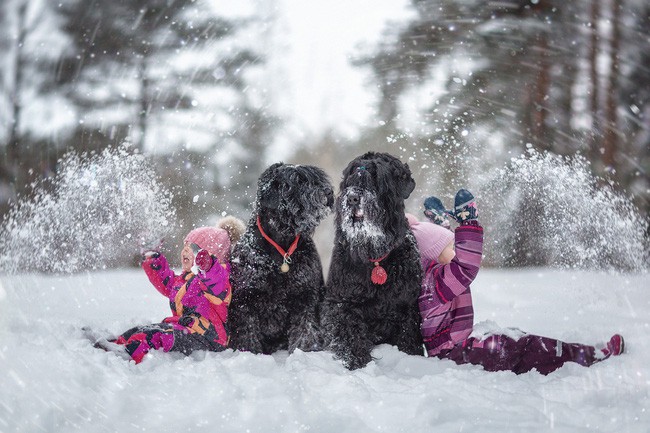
[229,162,334,354]
[321,152,423,369]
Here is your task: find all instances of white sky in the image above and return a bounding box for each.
[219,0,413,153]
[271,0,413,141]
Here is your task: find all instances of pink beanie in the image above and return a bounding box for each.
[406,213,454,268]
[184,227,231,263]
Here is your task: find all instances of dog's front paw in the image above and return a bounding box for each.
[344,352,373,370]
[289,321,324,353]
[290,337,322,353]
[230,333,265,354]
[337,347,373,370]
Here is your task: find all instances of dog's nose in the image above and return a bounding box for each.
[324,188,334,208]
[347,193,360,207]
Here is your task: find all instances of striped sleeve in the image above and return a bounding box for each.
[435,224,483,300]
[421,224,483,303]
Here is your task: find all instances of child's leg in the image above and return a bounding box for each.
[517,333,624,374]
[116,323,176,363]
[440,334,525,372]
[440,333,602,375]
[513,334,602,374]
[116,323,226,363]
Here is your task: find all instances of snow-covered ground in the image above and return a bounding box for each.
[0,267,648,433]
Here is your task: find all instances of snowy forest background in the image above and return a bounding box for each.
[0,2,649,431]
[0,0,648,272]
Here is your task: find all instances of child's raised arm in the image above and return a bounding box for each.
[424,189,483,301]
[141,252,175,297]
[449,189,483,281]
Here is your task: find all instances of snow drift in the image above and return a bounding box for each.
[0,268,648,432]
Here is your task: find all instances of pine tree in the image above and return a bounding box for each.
[57,0,235,152]
[0,0,69,212]
[56,0,277,228]
[361,0,649,264]
[615,0,650,215]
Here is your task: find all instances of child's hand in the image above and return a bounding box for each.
[193,249,214,274]
[139,238,164,256]
[141,250,162,270]
[423,196,451,228]
[451,189,478,223]
[142,251,160,259]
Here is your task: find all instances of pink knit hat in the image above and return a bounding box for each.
[407,213,454,269]
[184,227,231,263]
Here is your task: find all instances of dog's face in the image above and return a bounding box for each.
[336,152,415,260]
[256,163,334,235]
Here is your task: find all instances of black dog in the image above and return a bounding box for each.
[321,152,423,369]
[229,162,334,354]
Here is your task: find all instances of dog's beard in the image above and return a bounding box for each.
[337,188,390,261]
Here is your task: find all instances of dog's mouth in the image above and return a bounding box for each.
[351,208,364,224]
[344,190,367,226]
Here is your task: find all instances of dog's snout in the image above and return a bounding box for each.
[324,188,334,208]
[347,193,360,207]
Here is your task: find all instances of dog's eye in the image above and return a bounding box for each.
[321,190,331,205]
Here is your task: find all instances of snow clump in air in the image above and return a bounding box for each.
[480,150,648,272]
[0,145,176,274]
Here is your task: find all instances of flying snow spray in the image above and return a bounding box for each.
[0,145,176,273]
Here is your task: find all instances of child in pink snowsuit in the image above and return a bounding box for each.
[114,217,244,363]
[409,189,624,375]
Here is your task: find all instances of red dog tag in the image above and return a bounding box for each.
[371,264,388,285]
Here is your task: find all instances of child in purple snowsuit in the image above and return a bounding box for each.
[408,189,624,375]
[108,217,244,363]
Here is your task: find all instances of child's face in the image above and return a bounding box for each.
[437,242,456,265]
[181,244,195,272]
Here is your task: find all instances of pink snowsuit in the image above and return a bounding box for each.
[419,221,606,375]
[116,253,231,363]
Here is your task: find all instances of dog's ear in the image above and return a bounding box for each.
[398,163,416,199]
[342,159,360,177]
[402,177,416,199]
[260,186,280,209]
[340,159,360,189]
[258,163,284,209]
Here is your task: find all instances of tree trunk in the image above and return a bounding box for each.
[136,55,149,152]
[531,30,551,150]
[588,0,601,159]
[7,0,28,176]
[602,0,621,175]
